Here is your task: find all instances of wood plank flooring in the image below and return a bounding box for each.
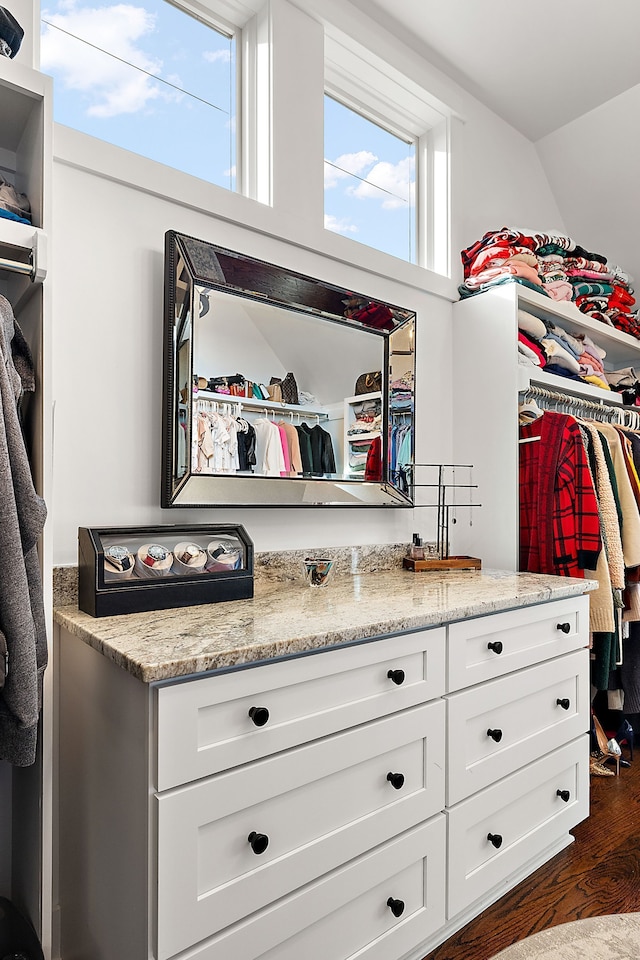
[424,749,640,960]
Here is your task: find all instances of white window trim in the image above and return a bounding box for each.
[324,27,452,276]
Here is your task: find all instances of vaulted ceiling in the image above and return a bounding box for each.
[351,0,640,281]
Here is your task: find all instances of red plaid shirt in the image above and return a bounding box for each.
[519,412,601,577]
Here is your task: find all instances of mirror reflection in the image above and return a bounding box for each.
[162,232,416,507]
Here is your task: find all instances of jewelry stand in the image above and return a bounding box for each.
[403,463,482,571]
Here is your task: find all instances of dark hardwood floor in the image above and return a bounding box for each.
[424,746,640,960]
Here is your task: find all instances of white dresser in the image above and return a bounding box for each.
[55,572,591,960]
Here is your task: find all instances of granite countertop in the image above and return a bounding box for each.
[53,567,597,683]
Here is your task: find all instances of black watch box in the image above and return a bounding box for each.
[78,524,254,617]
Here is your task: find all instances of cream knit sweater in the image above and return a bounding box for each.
[595,423,640,569]
[581,423,620,635]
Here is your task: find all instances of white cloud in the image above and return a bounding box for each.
[324,151,377,189]
[351,156,415,209]
[40,1,176,118]
[324,214,358,235]
[203,48,231,64]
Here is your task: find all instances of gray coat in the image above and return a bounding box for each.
[0,294,47,766]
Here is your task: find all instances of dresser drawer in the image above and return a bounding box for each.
[155,627,445,790]
[156,701,445,959]
[157,816,446,960]
[446,648,588,804]
[447,736,589,918]
[447,595,589,691]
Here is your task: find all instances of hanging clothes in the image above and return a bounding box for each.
[0,294,47,766]
[296,422,336,476]
[253,418,285,476]
[518,395,640,693]
[277,420,303,477]
[236,418,257,472]
[519,410,602,577]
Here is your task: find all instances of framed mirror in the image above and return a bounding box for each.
[162,231,416,507]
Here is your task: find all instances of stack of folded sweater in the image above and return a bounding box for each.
[517,309,610,391]
[460,228,640,340]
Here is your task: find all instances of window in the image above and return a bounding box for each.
[40,0,237,190]
[325,28,452,275]
[324,94,416,263]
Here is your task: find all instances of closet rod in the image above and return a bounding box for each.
[0,254,34,278]
[520,383,639,426]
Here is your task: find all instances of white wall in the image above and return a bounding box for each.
[536,84,640,284]
[48,0,566,565]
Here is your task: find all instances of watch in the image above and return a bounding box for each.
[179,543,204,565]
[105,545,132,572]
[144,544,169,567]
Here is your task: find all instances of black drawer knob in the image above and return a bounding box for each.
[557,789,570,803]
[487,641,503,655]
[386,772,405,790]
[387,669,405,686]
[556,698,570,711]
[248,831,269,855]
[248,706,270,726]
[556,622,571,634]
[487,728,503,743]
[386,897,405,918]
[487,833,503,849]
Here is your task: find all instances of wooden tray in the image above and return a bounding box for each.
[402,556,482,572]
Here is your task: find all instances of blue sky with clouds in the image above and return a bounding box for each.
[40,0,235,186]
[41,0,415,261]
[324,95,415,262]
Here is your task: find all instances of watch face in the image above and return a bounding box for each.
[147,544,169,562]
[105,544,133,572]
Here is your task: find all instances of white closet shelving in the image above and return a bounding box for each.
[343,391,381,479]
[0,55,53,957]
[196,389,328,420]
[452,283,640,571]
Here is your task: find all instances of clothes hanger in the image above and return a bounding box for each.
[518,397,543,422]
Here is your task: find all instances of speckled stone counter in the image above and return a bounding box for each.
[53,567,597,683]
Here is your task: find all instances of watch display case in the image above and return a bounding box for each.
[78,524,253,617]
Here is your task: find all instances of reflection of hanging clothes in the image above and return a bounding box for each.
[365,436,382,481]
[278,421,302,476]
[253,418,285,476]
[297,423,336,475]
[277,423,291,477]
[388,418,412,493]
[236,418,256,472]
[196,411,239,473]
[295,424,313,474]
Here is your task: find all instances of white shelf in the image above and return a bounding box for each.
[516,285,640,369]
[195,390,328,418]
[518,366,623,405]
[344,391,381,404]
[346,431,379,441]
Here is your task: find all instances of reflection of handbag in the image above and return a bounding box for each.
[354,371,382,395]
[252,383,270,400]
[266,382,283,403]
[208,373,245,394]
[270,372,299,405]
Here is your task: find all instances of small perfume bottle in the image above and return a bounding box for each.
[410,533,425,560]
